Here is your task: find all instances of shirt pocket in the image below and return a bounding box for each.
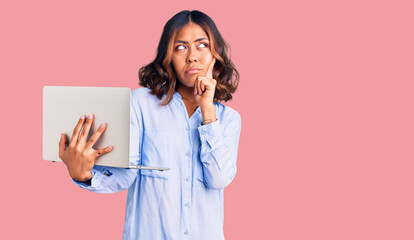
[140,130,172,180]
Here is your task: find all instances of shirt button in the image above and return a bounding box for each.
[201,130,206,135]
[186,127,189,131]
[186,152,190,156]
[185,202,189,207]
[185,177,190,182]
[184,231,189,235]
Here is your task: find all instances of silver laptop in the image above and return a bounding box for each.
[43,86,169,171]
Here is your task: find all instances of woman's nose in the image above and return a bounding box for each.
[186,48,198,63]
[187,56,197,63]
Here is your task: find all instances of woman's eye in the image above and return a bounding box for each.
[175,45,186,51]
[198,43,209,48]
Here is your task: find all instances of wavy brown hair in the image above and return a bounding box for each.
[139,10,239,105]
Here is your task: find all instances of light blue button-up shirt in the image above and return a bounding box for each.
[75,87,242,240]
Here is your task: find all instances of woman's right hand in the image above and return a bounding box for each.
[59,114,114,181]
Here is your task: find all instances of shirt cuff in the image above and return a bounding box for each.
[198,119,221,148]
[72,168,103,188]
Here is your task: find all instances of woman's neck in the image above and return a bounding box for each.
[177,85,200,118]
[177,85,197,104]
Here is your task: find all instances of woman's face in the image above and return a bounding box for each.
[171,23,214,88]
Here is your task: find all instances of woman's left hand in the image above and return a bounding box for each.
[194,58,216,108]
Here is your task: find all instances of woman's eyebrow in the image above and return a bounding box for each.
[175,37,209,44]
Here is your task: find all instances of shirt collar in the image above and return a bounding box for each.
[173,91,201,114]
[174,91,182,99]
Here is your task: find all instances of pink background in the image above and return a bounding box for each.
[1,0,414,239]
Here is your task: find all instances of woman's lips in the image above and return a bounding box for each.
[186,68,201,75]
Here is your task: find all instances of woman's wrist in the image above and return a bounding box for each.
[71,171,93,182]
[202,118,218,125]
[200,105,216,125]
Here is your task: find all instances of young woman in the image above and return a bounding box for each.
[59,10,241,239]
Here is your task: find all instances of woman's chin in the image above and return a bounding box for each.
[178,78,196,88]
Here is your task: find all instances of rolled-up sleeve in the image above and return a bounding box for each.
[197,112,242,189]
[73,166,138,193]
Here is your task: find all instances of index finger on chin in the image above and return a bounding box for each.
[206,58,216,79]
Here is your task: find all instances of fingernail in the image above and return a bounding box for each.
[107,146,113,151]
[80,115,85,119]
[88,114,93,119]
[100,123,106,129]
